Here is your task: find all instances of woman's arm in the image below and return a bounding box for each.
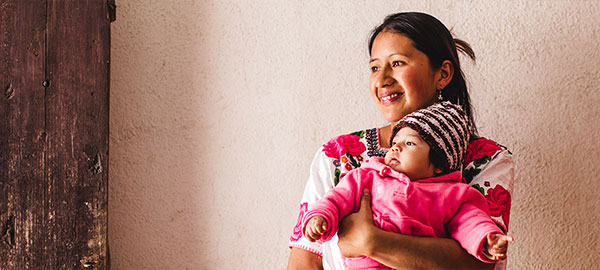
[337,190,496,270]
[288,248,323,270]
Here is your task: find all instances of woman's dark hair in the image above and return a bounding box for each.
[369,12,478,137]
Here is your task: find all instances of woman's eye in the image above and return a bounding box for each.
[406,141,415,146]
[370,66,380,72]
[392,61,405,67]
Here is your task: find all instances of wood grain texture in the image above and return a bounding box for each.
[0,0,111,269]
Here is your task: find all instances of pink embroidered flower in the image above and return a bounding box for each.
[464,137,502,165]
[290,202,309,241]
[485,185,511,229]
[322,135,366,160]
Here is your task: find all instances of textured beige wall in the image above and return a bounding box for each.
[109,1,600,269]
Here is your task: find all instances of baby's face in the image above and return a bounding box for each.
[384,127,436,180]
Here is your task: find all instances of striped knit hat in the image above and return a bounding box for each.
[391,101,471,172]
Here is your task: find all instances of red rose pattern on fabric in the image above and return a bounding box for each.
[322,134,366,160]
[485,185,512,229]
[464,137,502,165]
[290,202,309,241]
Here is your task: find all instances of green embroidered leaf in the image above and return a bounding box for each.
[472,184,485,195]
[473,155,492,167]
[463,168,481,184]
[350,130,365,138]
[334,168,341,186]
[346,153,361,168]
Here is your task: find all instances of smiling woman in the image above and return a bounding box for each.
[368,33,443,129]
[288,12,514,270]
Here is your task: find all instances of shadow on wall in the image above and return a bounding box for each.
[108,1,212,269]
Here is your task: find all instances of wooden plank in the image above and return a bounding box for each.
[0,0,47,269]
[1,0,110,269]
[45,0,110,269]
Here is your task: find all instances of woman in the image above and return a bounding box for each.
[288,12,513,270]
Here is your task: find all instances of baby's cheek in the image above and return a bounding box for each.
[383,154,392,165]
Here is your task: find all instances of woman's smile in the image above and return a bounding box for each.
[380,92,403,105]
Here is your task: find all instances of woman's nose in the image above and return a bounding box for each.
[375,66,394,89]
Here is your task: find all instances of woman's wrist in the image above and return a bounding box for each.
[362,224,384,257]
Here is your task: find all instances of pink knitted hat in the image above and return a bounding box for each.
[391,101,471,172]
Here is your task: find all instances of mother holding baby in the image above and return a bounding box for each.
[288,12,514,270]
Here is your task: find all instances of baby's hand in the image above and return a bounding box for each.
[484,233,514,260]
[304,216,328,242]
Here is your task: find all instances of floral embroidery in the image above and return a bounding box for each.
[463,167,481,184]
[464,138,502,165]
[472,184,485,195]
[290,202,309,241]
[324,133,368,185]
[485,185,511,229]
[333,159,340,167]
[350,130,365,138]
[323,134,366,160]
[463,137,505,184]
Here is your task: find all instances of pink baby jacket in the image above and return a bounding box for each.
[302,157,503,269]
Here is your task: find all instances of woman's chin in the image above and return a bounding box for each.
[382,112,405,124]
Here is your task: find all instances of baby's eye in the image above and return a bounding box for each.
[406,141,415,146]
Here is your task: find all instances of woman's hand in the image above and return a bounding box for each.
[337,189,496,269]
[337,189,378,258]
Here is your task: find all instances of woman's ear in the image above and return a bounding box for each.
[434,168,444,175]
[437,60,454,90]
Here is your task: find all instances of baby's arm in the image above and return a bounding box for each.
[301,169,366,242]
[303,216,328,242]
[483,233,514,261]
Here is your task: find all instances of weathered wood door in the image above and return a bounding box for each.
[1,0,114,269]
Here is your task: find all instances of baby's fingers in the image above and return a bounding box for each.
[306,227,321,242]
[499,235,514,243]
[317,220,328,234]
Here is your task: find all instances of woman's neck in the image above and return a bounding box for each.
[379,124,394,148]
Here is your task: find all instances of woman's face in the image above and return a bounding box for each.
[369,32,441,123]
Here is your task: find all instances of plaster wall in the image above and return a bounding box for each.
[109,1,600,269]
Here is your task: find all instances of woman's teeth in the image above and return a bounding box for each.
[381,93,400,101]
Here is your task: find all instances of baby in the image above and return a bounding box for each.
[302,102,512,269]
